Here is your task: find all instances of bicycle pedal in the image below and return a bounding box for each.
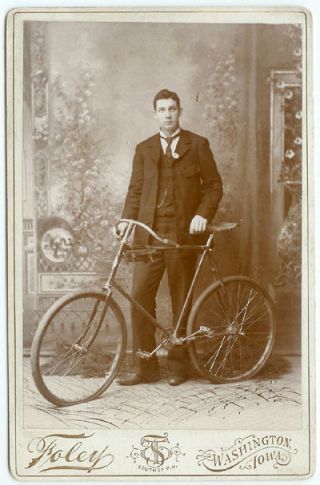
[199,325,211,334]
[171,336,185,346]
[136,350,152,360]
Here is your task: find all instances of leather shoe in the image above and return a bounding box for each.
[117,372,161,386]
[168,375,187,386]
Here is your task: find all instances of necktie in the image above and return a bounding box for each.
[161,133,179,162]
[165,137,173,161]
[157,134,179,209]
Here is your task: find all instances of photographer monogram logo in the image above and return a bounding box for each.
[127,432,184,472]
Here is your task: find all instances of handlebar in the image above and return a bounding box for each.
[115,219,240,247]
[117,219,179,246]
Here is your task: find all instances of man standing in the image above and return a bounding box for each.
[116,89,223,386]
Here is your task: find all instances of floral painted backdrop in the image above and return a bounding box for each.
[49,71,122,264]
[23,22,302,350]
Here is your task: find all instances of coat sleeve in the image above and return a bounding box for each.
[121,144,144,220]
[196,137,223,221]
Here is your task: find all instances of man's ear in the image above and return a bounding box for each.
[179,107,183,118]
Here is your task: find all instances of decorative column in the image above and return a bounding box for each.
[275,182,302,286]
[27,24,50,341]
[31,24,50,218]
[268,24,303,354]
[23,24,50,348]
[271,78,302,287]
[270,76,302,354]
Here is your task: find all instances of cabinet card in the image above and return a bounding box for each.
[6,6,314,480]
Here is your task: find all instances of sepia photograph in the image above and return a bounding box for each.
[6,7,314,479]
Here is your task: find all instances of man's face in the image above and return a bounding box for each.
[154,98,181,134]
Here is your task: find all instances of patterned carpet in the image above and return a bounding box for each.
[23,354,301,430]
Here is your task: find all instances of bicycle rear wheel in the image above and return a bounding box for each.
[187,276,276,383]
[31,288,127,406]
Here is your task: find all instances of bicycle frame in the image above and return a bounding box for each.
[31,216,277,407]
[101,219,222,346]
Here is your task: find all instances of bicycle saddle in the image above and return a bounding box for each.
[207,221,239,232]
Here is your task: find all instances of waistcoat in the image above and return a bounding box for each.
[155,147,175,219]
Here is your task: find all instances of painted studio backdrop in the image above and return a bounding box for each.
[22,22,302,355]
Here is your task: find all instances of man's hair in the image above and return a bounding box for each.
[153,89,181,110]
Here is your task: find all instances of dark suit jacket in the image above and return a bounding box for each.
[121,129,223,245]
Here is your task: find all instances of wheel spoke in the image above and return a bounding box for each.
[215,336,238,377]
[32,292,125,406]
[241,310,271,330]
[212,287,232,324]
[199,337,227,369]
[208,336,228,372]
[189,278,275,383]
[243,331,271,336]
[43,345,74,376]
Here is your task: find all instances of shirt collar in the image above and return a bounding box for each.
[159,127,181,140]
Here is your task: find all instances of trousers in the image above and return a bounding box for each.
[131,218,197,376]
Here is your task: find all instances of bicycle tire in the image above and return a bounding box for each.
[187,276,276,383]
[31,287,127,407]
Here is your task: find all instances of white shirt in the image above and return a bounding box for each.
[159,127,180,156]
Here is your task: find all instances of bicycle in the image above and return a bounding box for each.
[31,219,276,407]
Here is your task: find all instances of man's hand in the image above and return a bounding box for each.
[189,215,207,234]
[112,221,129,240]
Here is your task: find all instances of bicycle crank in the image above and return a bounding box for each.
[136,350,155,360]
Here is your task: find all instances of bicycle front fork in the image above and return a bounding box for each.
[103,221,135,295]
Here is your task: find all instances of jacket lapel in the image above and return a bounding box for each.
[146,134,161,165]
[175,129,192,160]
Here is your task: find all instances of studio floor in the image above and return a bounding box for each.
[23,354,302,430]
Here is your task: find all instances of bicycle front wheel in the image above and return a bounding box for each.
[187,276,276,383]
[31,288,127,406]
